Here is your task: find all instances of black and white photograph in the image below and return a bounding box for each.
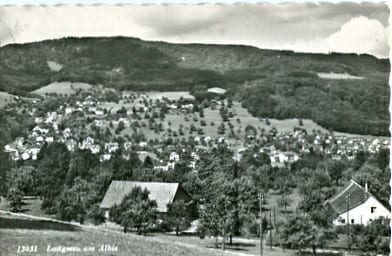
[0,2,390,256]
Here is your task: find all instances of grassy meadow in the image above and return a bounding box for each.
[96,95,335,142]
[0,213,295,256]
[90,93,389,144]
[0,197,55,219]
[0,213,229,256]
[32,82,93,96]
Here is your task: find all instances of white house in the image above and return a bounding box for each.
[65,139,78,152]
[32,126,49,135]
[139,141,148,148]
[325,179,390,226]
[100,154,112,162]
[169,151,180,162]
[65,107,74,114]
[79,137,94,150]
[90,144,101,154]
[34,117,44,123]
[105,142,119,153]
[21,152,30,160]
[123,142,133,151]
[269,151,299,167]
[45,137,54,143]
[36,136,44,142]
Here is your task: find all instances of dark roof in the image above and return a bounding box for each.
[325,180,370,215]
[137,151,158,162]
[100,181,182,212]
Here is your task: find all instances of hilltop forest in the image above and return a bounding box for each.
[0,37,389,136]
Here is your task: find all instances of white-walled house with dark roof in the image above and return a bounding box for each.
[324,179,390,226]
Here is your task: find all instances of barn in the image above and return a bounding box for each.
[100,181,193,219]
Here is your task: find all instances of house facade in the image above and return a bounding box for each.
[325,179,390,226]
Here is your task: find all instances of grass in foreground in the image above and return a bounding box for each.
[0,214,230,256]
[159,234,295,256]
[0,228,231,256]
[0,196,55,219]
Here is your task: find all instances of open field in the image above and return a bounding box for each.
[159,234,294,256]
[229,102,328,134]
[94,96,389,142]
[0,91,38,109]
[47,61,63,72]
[32,81,93,96]
[100,96,388,140]
[317,72,363,80]
[264,188,302,225]
[1,213,274,256]
[0,196,55,219]
[0,91,15,108]
[123,91,195,101]
[0,212,297,256]
[0,214,229,256]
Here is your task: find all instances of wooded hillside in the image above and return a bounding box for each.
[0,37,389,135]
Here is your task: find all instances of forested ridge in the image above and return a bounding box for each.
[0,37,389,135]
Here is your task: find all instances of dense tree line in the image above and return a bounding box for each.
[237,77,389,136]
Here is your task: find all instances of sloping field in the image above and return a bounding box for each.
[229,102,328,134]
[33,81,92,96]
[95,98,386,142]
[0,214,232,256]
[123,91,195,101]
[317,72,363,80]
[47,61,63,72]
[0,91,37,109]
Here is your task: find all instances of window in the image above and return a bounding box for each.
[351,219,355,224]
[370,207,376,213]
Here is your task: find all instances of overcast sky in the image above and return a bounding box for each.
[0,2,389,58]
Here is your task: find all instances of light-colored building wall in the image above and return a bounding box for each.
[333,196,390,226]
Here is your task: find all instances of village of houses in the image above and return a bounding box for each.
[3,87,389,169]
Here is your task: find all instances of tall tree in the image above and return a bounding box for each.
[110,186,157,235]
[57,178,98,223]
[199,172,257,250]
[319,159,345,186]
[36,142,70,212]
[166,200,191,236]
[5,166,37,196]
[278,193,292,215]
[281,214,337,256]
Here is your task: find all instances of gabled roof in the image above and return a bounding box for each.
[325,180,372,215]
[100,181,182,212]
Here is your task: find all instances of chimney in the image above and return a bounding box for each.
[365,183,368,193]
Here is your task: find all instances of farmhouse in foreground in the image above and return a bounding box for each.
[100,181,193,219]
[324,179,390,226]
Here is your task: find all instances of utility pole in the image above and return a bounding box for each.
[269,211,272,250]
[259,192,264,256]
[273,204,276,227]
[346,194,351,252]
